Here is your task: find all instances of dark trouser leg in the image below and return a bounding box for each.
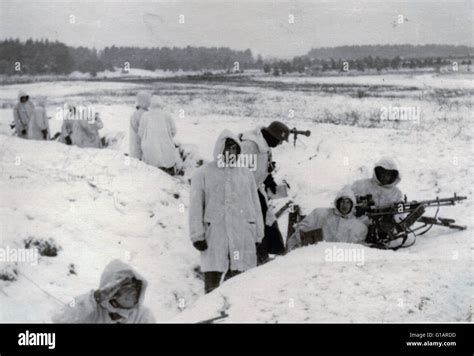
[264,222,285,255]
[204,271,223,294]
[257,189,286,259]
[223,269,241,281]
[257,190,270,265]
[257,189,268,223]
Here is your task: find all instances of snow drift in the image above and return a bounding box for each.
[0,135,201,322]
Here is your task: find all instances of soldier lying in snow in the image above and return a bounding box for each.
[53,260,155,323]
[287,186,367,251]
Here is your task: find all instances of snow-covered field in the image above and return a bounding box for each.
[0,67,238,84]
[0,73,472,323]
[254,72,474,90]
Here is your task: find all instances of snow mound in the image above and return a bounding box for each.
[0,135,202,322]
[172,237,472,323]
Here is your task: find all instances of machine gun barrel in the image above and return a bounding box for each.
[290,128,311,146]
[365,194,467,217]
[409,194,466,207]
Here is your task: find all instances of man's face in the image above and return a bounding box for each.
[376,167,398,185]
[20,96,28,103]
[112,284,140,309]
[337,198,353,215]
[223,140,239,163]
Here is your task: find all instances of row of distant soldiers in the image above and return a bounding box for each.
[13,90,187,175]
[12,89,104,148]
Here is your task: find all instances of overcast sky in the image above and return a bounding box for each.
[1,0,472,58]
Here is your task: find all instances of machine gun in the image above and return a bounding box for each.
[289,128,311,147]
[356,193,467,249]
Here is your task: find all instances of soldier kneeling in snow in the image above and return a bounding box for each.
[53,260,155,323]
[189,130,264,294]
[287,186,367,251]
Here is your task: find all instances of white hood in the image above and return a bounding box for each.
[36,96,47,108]
[240,126,269,153]
[372,157,401,188]
[136,91,151,109]
[17,89,29,100]
[212,129,242,162]
[333,185,357,216]
[94,259,148,319]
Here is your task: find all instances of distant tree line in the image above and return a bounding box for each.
[264,56,472,75]
[1,39,472,76]
[265,44,473,75]
[0,39,75,75]
[306,44,474,61]
[101,46,260,72]
[0,38,261,75]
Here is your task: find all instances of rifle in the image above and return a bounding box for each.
[286,204,308,243]
[356,193,467,249]
[197,311,229,324]
[275,200,293,219]
[289,128,311,147]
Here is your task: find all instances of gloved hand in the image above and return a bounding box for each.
[264,174,277,194]
[21,129,27,135]
[42,129,48,139]
[65,136,72,145]
[354,206,365,217]
[193,240,208,251]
